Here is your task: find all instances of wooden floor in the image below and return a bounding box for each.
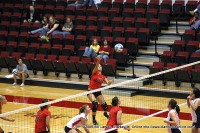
[0,83,193,133]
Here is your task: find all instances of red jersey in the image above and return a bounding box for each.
[88,71,106,90]
[35,108,51,133]
[99,46,111,54]
[105,106,122,131]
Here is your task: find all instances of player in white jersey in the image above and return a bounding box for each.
[65,105,91,133]
[187,88,200,133]
[164,99,181,133]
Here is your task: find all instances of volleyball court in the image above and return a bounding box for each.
[1,61,200,133]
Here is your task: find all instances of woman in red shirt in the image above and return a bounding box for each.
[35,99,51,133]
[87,57,112,125]
[105,97,130,133]
[97,39,111,63]
[0,95,15,133]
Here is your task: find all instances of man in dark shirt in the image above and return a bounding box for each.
[24,5,41,23]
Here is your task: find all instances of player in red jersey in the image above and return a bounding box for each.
[105,97,130,133]
[0,95,15,133]
[35,99,51,133]
[87,57,112,125]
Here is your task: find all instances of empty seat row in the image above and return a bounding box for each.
[149,62,200,87]
[0,51,117,78]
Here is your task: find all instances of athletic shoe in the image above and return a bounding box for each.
[189,11,194,16]
[20,83,25,87]
[12,82,17,86]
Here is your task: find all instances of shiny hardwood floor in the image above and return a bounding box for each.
[0,83,192,133]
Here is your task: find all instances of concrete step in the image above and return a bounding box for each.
[118,65,149,77]
[158,35,181,40]
[161,29,185,35]
[139,45,170,55]
[150,38,174,46]
[170,21,190,26]
[134,55,159,66]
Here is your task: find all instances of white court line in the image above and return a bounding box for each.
[100,102,187,133]
[0,124,64,132]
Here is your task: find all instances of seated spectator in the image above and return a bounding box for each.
[56,17,73,38]
[68,0,88,8]
[29,16,62,37]
[114,43,123,53]
[190,4,200,17]
[97,39,111,63]
[41,16,49,27]
[190,12,200,30]
[24,5,41,23]
[83,38,100,58]
[12,59,29,87]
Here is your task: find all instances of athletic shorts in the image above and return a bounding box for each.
[64,126,72,133]
[106,131,118,133]
[171,128,181,133]
[19,73,29,78]
[193,122,200,128]
[87,89,102,98]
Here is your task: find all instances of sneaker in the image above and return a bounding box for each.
[12,82,17,86]
[92,119,98,125]
[20,83,25,87]
[189,11,194,16]
[104,112,110,119]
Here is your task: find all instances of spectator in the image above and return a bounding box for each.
[68,0,89,8]
[56,17,73,38]
[114,43,123,53]
[83,38,100,58]
[24,5,41,23]
[29,16,49,35]
[97,39,111,63]
[12,59,29,87]
[29,16,62,37]
[190,12,200,30]
[190,4,200,17]
[41,16,49,27]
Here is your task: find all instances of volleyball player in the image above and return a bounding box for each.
[187,88,200,133]
[64,105,91,133]
[35,99,51,133]
[87,57,112,125]
[0,95,15,133]
[105,97,130,133]
[164,99,181,133]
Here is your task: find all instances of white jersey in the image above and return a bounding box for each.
[190,98,200,123]
[66,113,88,129]
[167,109,182,133]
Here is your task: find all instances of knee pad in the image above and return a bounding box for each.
[101,102,108,111]
[92,101,98,112]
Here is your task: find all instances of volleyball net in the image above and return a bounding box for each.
[1,61,200,133]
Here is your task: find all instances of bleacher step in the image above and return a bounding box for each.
[139,45,170,55]
[134,55,159,67]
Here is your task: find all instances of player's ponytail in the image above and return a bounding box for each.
[175,105,180,114]
[169,99,180,114]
